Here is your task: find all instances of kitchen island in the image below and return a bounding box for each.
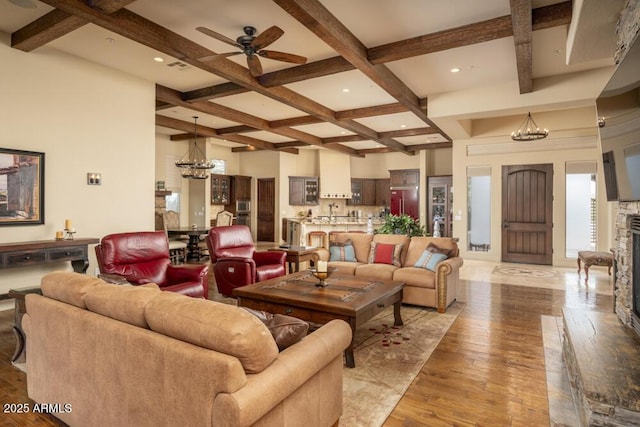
[285,216,384,247]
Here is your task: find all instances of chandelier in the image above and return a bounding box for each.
[511,112,549,141]
[175,116,214,179]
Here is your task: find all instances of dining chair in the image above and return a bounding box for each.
[216,210,234,227]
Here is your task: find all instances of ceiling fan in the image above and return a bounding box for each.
[196,25,307,77]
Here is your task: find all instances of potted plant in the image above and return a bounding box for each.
[376,214,428,237]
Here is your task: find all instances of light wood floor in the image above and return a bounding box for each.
[0,259,613,426]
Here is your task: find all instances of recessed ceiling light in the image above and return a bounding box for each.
[341,88,350,93]
[105,37,115,44]
[450,67,461,73]
[154,57,164,63]
[553,49,563,54]
[400,124,407,128]
[9,0,36,9]
[340,131,347,134]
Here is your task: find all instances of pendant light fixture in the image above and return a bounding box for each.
[511,112,549,141]
[175,116,213,179]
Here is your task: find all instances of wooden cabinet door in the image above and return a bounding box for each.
[348,179,362,205]
[289,177,305,205]
[375,179,390,206]
[428,176,452,237]
[211,174,230,205]
[362,179,376,205]
[234,176,251,200]
[390,169,419,187]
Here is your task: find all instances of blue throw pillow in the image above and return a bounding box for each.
[329,241,356,262]
[414,250,447,271]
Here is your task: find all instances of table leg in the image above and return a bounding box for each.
[71,259,90,273]
[393,300,404,326]
[345,319,357,368]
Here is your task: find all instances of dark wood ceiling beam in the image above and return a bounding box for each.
[178,2,569,102]
[323,135,364,144]
[37,0,379,156]
[182,82,250,103]
[380,127,440,138]
[273,141,309,148]
[157,84,360,156]
[510,0,534,94]
[11,0,136,51]
[407,142,453,151]
[274,0,426,151]
[336,103,408,120]
[269,116,324,128]
[156,115,299,154]
[11,10,85,51]
[216,125,257,135]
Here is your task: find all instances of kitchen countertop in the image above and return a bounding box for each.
[287,217,384,225]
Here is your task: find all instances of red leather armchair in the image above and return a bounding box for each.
[95,231,208,299]
[206,225,287,297]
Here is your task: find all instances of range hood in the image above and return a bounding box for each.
[318,151,352,199]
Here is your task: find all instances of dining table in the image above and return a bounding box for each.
[167,226,209,261]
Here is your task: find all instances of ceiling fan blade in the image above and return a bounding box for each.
[196,26,242,48]
[247,55,263,77]
[251,26,284,50]
[198,52,242,62]
[259,50,307,64]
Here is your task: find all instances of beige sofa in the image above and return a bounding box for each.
[314,233,463,313]
[24,272,351,427]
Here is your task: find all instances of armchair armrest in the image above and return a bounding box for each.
[166,263,208,284]
[254,250,286,267]
[212,319,352,427]
[98,273,130,285]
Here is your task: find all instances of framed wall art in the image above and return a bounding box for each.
[0,148,45,226]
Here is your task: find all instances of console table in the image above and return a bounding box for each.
[0,238,99,299]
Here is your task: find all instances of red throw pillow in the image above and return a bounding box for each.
[368,242,403,266]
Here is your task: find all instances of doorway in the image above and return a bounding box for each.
[257,178,276,242]
[501,164,553,265]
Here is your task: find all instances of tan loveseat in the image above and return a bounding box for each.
[314,233,463,313]
[24,272,351,427]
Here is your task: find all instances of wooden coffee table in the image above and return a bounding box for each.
[233,270,405,368]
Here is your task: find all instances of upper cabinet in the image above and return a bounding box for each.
[210,174,230,205]
[390,169,419,187]
[348,178,389,206]
[289,176,319,205]
[232,175,251,201]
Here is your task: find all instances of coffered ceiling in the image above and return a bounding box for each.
[0,0,624,157]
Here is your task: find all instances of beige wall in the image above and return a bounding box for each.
[452,106,611,267]
[0,33,155,308]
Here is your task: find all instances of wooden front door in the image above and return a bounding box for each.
[257,178,275,242]
[501,164,553,265]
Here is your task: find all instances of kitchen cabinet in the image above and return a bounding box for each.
[232,175,251,201]
[210,174,230,205]
[289,176,319,205]
[390,169,419,187]
[348,178,384,206]
[375,178,390,206]
[428,175,453,237]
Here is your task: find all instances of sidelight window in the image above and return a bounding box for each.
[565,162,597,258]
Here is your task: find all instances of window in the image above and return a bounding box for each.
[467,166,491,252]
[565,162,597,258]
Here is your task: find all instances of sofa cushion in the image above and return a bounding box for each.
[414,250,448,271]
[241,307,309,351]
[368,241,403,266]
[145,291,279,373]
[405,237,459,266]
[328,261,362,275]
[85,282,161,328]
[393,266,436,289]
[329,240,357,262]
[41,271,105,309]
[332,233,373,263]
[355,263,397,281]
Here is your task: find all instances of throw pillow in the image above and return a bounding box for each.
[414,250,448,271]
[426,242,454,258]
[241,307,309,351]
[329,239,357,262]
[368,242,403,266]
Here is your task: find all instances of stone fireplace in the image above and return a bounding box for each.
[613,202,640,333]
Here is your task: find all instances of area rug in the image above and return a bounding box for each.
[492,265,559,279]
[342,301,464,426]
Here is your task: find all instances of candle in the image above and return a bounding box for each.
[55,231,63,239]
[317,260,327,272]
[65,219,72,230]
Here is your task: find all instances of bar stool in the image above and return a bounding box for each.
[307,231,328,248]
